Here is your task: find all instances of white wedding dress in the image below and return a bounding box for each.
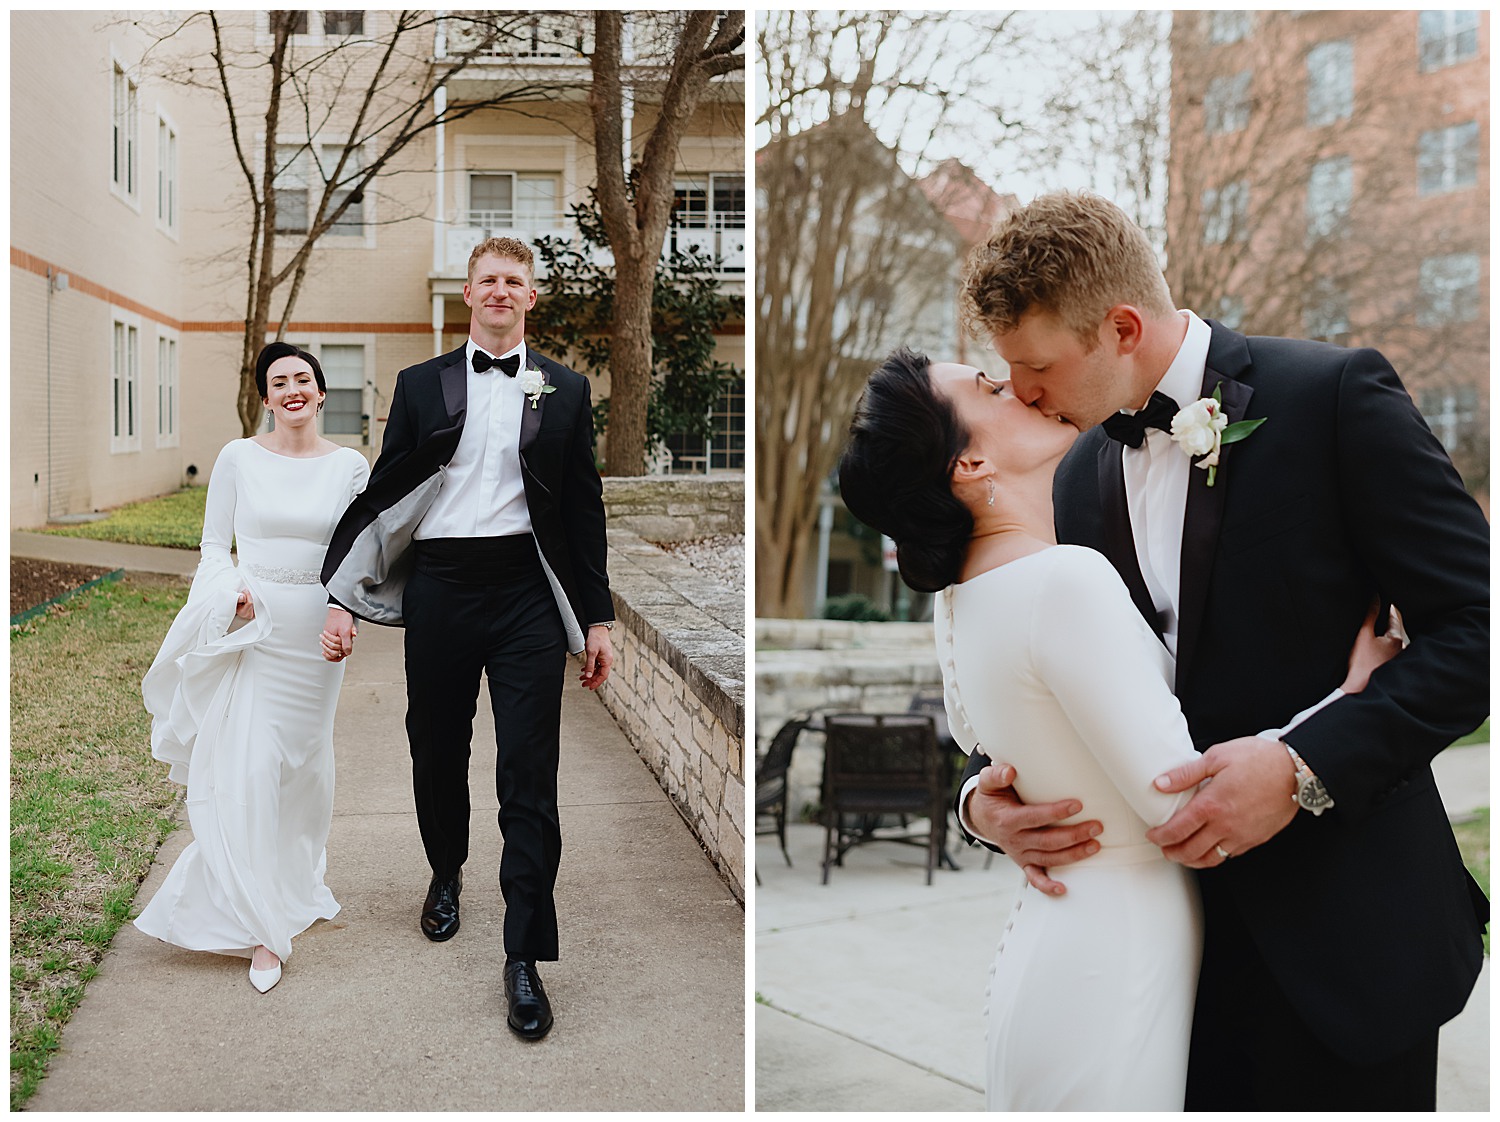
[135,438,369,963]
[939,545,1204,1111]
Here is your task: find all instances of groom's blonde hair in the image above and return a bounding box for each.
[960,192,1174,348]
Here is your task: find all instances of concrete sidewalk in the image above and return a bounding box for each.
[755,745,1490,1112]
[17,539,745,1111]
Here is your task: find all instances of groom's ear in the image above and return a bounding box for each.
[1102,304,1145,355]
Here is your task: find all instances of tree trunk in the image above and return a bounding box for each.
[604,252,653,476]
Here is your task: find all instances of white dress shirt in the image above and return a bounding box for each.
[1120,310,1212,661]
[414,338,534,539]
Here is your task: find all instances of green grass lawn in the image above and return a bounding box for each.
[40,487,207,549]
[10,578,188,1108]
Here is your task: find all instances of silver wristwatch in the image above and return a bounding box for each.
[1285,743,1333,816]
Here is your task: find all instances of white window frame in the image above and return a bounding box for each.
[110,51,141,209]
[1306,156,1353,240]
[1306,39,1354,128]
[1418,121,1480,196]
[156,107,180,238]
[1202,180,1249,244]
[1419,11,1480,72]
[466,170,564,231]
[1418,253,1482,327]
[268,137,376,248]
[1303,280,1349,342]
[1208,11,1253,45]
[669,172,747,272]
[264,333,376,447]
[155,327,180,448]
[110,309,143,453]
[1205,71,1252,135]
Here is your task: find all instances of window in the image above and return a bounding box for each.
[272,10,310,35]
[1202,180,1248,244]
[319,344,366,435]
[1306,40,1353,127]
[1303,279,1349,342]
[1209,11,1253,44]
[663,372,746,473]
[157,115,178,233]
[157,335,179,445]
[322,11,364,36]
[274,143,367,235]
[1418,253,1482,326]
[669,173,747,272]
[467,172,560,230]
[1418,122,1479,195]
[1204,72,1252,135]
[1306,156,1352,239]
[1419,11,1479,71]
[112,317,140,451]
[112,62,139,199]
[1420,385,1479,452]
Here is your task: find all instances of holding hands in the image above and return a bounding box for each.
[321,605,357,662]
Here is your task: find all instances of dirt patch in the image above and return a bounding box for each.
[11,558,115,616]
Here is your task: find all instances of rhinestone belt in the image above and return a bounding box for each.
[246,563,322,585]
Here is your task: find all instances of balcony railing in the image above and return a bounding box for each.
[441,211,746,279]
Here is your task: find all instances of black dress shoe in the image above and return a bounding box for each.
[420,872,462,942]
[504,959,554,1040]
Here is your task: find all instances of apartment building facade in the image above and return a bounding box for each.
[11,10,745,529]
[1167,9,1488,496]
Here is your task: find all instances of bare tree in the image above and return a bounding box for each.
[134,10,571,436]
[755,10,1021,618]
[588,11,745,476]
[1014,11,1487,492]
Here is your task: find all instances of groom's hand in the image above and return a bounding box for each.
[968,763,1101,897]
[321,605,356,662]
[579,625,614,690]
[1146,736,1298,866]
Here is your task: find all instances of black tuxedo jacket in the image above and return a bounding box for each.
[321,344,611,653]
[959,321,1488,1062]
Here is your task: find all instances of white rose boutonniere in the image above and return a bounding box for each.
[1169,384,1265,487]
[517,366,557,410]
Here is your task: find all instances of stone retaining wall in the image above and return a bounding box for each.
[602,474,744,541]
[599,526,746,901]
[756,618,940,819]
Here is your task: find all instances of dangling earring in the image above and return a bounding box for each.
[986,479,995,507]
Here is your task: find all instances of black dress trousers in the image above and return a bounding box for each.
[402,536,568,961]
[1185,876,1439,1110]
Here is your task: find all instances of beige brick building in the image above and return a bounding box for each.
[1167,9,1488,496]
[11,11,745,528]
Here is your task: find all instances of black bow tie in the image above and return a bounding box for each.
[1101,391,1180,448]
[472,351,520,377]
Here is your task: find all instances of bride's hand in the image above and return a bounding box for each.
[1341,598,1405,694]
[235,589,255,621]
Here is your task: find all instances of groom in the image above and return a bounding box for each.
[954,193,1487,1108]
[321,236,615,1041]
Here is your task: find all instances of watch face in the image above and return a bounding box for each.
[1298,777,1331,810]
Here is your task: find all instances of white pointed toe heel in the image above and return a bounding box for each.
[249,948,282,993]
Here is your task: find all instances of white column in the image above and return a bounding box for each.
[432,293,445,359]
[814,488,834,615]
[433,84,447,276]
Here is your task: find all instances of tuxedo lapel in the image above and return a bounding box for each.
[438,348,468,430]
[519,355,548,453]
[1097,438,1163,640]
[1175,365,1254,691]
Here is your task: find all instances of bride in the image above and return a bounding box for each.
[135,342,369,993]
[836,347,1399,1109]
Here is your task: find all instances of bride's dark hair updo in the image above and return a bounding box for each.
[837,347,974,593]
[255,341,327,398]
